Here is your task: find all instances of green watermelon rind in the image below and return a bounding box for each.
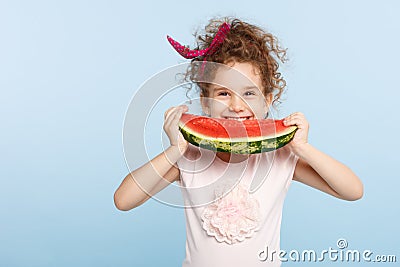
[179,125,298,154]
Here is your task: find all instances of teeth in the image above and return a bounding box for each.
[225,117,250,121]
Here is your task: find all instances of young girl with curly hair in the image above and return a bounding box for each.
[114,17,363,267]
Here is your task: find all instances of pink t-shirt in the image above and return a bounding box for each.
[177,144,299,267]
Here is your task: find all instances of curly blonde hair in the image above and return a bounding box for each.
[185,17,288,107]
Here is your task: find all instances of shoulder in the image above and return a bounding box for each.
[274,145,299,164]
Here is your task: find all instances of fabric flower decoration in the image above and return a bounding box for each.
[201,184,260,244]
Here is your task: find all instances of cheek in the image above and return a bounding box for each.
[245,98,267,110]
[246,101,269,118]
[209,98,229,109]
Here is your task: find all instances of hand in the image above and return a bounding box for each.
[283,112,309,155]
[163,105,189,154]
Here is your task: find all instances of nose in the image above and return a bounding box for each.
[229,94,246,112]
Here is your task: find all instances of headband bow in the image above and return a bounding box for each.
[167,22,231,59]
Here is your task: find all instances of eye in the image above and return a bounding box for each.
[217,91,230,96]
[244,91,256,96]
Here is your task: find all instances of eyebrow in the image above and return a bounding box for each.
[212,85,260,91]
[242,86,259,90]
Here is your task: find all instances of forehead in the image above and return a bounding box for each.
[208,62,263,93]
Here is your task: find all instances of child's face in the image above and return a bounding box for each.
[201,62,272,120]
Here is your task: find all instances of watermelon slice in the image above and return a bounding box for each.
[178,113,297,154]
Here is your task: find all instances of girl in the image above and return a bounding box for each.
[114,17,363,267]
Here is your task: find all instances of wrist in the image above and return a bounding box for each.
[291,142,312,158]
[165,144,187,163]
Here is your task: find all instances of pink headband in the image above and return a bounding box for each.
[167,22,231,59]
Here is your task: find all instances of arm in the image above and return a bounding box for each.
[114,147,182,211]
[114,105,189,211]
[132,165,181,208]
[293,146,363,201]
[284,112,363,201]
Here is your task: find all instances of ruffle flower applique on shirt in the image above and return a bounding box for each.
[201,184,261,244]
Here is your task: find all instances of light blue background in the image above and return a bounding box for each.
[1,0,399,266]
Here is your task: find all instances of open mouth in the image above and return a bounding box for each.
[224,116,253,121]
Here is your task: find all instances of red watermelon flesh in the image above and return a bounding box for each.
[179,113,292,141]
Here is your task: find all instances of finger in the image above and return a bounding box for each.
[171,107,184,127]
[166,109,185,143]
[166,108,182,124]
[284,118,308,128]
[164,106,184,129]
[284,112,306,122]
[164,107,177,120]
[285,112,303,120]
[290,112,304,116]
[180,105,189,112]
[284,116,303,124]
[164,114,176,129]
[164,109,179,131]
